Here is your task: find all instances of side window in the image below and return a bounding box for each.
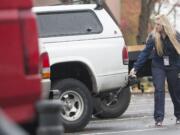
[37,10,103,37]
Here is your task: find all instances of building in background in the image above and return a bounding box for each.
[105,0,121,25]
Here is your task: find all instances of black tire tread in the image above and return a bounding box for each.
[52,78,93,132]
[94,87,131,118]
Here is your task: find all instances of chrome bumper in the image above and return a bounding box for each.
[41,79,51,99]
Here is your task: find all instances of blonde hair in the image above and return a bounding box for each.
[152,14,180,56]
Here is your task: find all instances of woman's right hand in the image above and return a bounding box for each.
[129,68,137,76]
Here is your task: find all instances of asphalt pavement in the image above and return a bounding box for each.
[66,93,180,135]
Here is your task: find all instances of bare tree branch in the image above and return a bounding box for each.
[136,0,156,44]
[167,3,177,15]
[157,0,165,14]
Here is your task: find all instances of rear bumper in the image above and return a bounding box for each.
[97,72,128,93]
[41,79,51,99]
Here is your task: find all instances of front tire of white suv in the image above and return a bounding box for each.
[93,87,131,118]
[52,78,93,132]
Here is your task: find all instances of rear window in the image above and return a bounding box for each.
[37,10,103,37]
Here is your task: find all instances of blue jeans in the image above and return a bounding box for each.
[152,66,180,122]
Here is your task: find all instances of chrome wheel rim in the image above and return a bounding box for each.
[60,90,84,121]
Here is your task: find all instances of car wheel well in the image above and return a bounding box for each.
[51,62,96,92]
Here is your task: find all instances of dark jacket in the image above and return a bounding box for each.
[134,32,180,72]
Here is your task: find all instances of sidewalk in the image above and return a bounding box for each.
[131,77,168,94]
[131,86,154,94]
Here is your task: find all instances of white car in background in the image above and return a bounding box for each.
[34,3,130,132]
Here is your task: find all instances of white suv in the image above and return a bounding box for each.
[34,3,130,132]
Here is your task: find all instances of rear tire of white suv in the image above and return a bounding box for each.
[93,87,131,118]
[52,78,93,132]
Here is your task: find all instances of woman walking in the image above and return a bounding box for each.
[130,14,180,126]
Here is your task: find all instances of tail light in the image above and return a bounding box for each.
[20,10,39,75]
[40,52,50,79]
[122,46,129,65]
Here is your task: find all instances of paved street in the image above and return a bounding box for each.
[66,93,180,135]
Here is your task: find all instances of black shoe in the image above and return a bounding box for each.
[155,121,163,127]
[176,118,180,124]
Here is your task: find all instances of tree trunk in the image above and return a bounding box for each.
[136,0,155,44]
[61,0,94,4]
[82,0,92,3]
[61,0,73,4]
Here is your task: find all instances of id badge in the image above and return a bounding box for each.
[163,56,170,66]
[178,73,180,79]
[178,69,180,79]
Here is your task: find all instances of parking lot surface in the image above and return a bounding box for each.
[66,93,180,135]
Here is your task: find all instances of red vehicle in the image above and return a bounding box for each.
[0,0,41,124]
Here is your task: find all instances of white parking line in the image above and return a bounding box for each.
[91,114,175,124]
[91,115,152,123]
[129,103,172,106]
[130,98,171,103]
[79,127,167,135]
[126,109,153,113]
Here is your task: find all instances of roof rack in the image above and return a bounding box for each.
[51,0,104,9]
